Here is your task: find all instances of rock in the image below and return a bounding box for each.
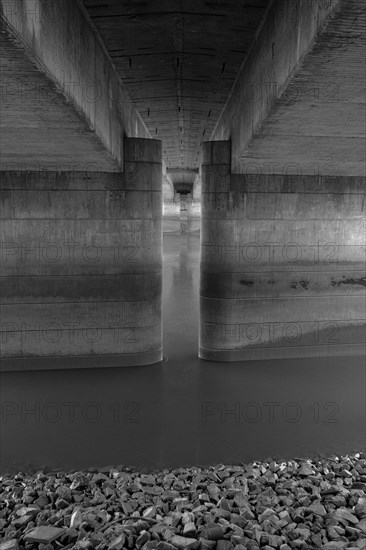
[140,474,156,486]
[0,541,19,550]
[108,533,126,550]
[199,539,216,550]
[173,497,189,507]
[216,541,234,550]
[354,496,366,516]
[333,507,359,524]
[294,527,310,540]
[70,509,83,528]
[182,511,194,524]
[13,514,33,528]
[55,485,72,502]
[73,542,93,549]
[122,501,138,515]
[170,535,198,549]
[297,463,315,476]
[357,517,366,533]
[306,502,327,516]
[183,521,196,537]
[89,531,104,546]
[328,526,341,539]
[144,485,163,496]
[34,494,49,508]
[64,527,78,543]
[207,484,221,502]
[136,530,151,548]
[15,505,39,517]
[161,526,174,540]
[136,519,151,532]
[156,543,176,550]
[201,526,226,540]
[0,453,365,550]
[261,534,283,547]
[55,497,69,509]
[92,473,108,485]
[322,543,347,549]
[24,526,66,543]
[143,506,157,518]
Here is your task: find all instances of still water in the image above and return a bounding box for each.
[0,233,365,473]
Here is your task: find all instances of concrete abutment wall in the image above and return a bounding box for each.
[199,140,366,361]
[0,138,163,370]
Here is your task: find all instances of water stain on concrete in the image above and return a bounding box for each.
[239,279,254,287]
[291,280,310,290]
[331,276,366,288]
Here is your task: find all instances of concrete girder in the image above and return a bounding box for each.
[211,0,365,177]
[0,0,150,171]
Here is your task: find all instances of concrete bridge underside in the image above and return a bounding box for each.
[0,0,365,367]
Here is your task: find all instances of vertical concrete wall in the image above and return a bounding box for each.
[200,141,366,361]
[187,200,201,233]
[0,138,163,369]
[162,171,174,201]
[179,195,189,234]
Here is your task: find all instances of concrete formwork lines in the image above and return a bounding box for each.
[0,138,163,370]
[199,139,366,361]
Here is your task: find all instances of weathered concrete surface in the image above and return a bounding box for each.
[83,0,271,172]
[187,200,201,233]
[163,169,202,232]
[163,194,201,234]
[168,169,197,195]
[0,0,150,171]
[0,138,163,370]
[199,141,366,361]
[162,166,174,201]
[211,0,365,177]
[163,197,181,234]
[192,174,201,203]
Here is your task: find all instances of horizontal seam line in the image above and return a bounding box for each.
[199,270,366,274]
[200,319,366,325]
[200,294,366,299]
[199,342,366,350]
[0,327,159,332]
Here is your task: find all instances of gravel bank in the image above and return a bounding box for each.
[1,452,365,550]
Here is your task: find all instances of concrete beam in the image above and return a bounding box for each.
[0,0,150,171]
[210,0,366,175]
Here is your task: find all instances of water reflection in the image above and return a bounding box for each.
[0,233,364,473]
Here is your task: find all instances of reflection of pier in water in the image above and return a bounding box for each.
[1,233,364,474]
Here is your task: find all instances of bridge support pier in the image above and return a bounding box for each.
[199,140,366,361]
[0,138,163,370]
[163,196,181,233]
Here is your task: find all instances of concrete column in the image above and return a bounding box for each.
[0,138,163,370]
[179,195,188,234]
[163,195,180,233]
[199,140,366,361]
[187,200,201,233]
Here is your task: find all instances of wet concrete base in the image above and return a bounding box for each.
[0,234,365,473]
